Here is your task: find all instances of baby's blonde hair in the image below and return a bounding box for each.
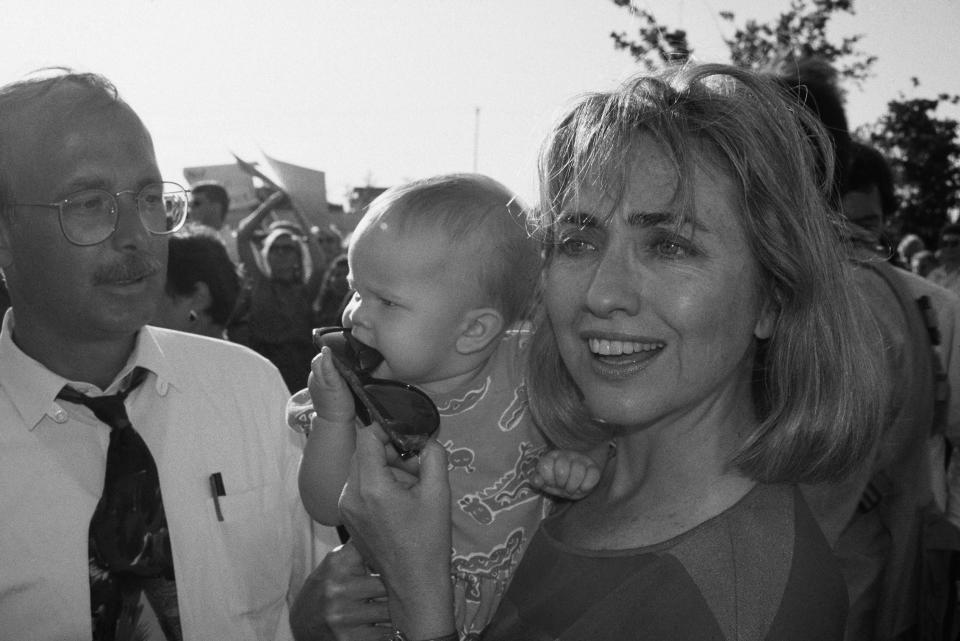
[357,173,539,326]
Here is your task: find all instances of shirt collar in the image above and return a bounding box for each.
[0,310,178,430]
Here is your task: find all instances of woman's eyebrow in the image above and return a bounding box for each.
[627,210,709,233]
[558,212,599,229]
[626,211,673,227]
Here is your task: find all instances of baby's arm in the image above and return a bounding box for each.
[298,347,359,525]
[530,443,610,500]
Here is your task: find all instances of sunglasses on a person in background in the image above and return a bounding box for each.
[313,327,440,459]
[941,236,960,249]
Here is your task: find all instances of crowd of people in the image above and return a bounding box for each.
[143,181,350,392]
[0,57,959,641]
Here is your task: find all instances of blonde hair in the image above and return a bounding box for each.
[356,173,539,326]
[528,63,886,484]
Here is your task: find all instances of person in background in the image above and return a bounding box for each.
[929,223,960,296]
[841,140,898,247]
[0,69,333,640]
[312,252,350,328]
[188,180,239,262]
[235,190,325,391]
[775,56,960,640]
[292,63,887,641]
[897,233,926,271]
[151,223,241,339]
[315,225,344,273]
[912,249,939,278]
[188,181,229,230]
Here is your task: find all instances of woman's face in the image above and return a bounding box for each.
[544,141,775,430]
[267,234,303,282]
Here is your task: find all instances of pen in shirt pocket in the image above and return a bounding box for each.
[210,472,226,521]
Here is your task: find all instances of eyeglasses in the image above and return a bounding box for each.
[941,238,960,249]
[7,182,189,246]
[313,327,440,459]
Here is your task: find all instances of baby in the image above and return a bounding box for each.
[293,173,602,639]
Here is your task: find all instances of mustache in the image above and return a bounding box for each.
[92,254,163,285]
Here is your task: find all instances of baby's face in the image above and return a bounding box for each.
[342,224,478,387]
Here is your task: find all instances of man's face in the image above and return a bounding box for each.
[0,100,167,347]
[189,192,225,230]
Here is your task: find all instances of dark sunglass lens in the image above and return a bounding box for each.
[364,383,440,457]
[314,328,349,358]
[311,327,435,457]
[345,333,384,373]
[313,328,384,374]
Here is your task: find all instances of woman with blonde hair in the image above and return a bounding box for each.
[293,63,886,641]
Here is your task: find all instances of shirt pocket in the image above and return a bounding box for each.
[215,482,292,615]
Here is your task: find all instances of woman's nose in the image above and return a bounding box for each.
[584,246,641,317]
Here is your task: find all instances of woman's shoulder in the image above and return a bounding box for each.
[670,483,834,571]
[670,483,846,640]
[497,485,844,641]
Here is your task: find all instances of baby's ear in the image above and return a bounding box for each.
[456,307,504,355]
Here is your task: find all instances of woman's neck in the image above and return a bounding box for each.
[558,408,758,549]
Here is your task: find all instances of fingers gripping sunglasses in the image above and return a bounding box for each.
[312,327,440,459]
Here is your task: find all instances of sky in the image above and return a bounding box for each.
[2,0,958,206]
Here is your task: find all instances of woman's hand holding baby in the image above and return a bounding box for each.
[339,425,456,640]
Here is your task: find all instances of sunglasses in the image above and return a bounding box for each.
[313,327,440,459]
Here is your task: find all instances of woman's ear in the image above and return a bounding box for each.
[754,292,779,341]
[456,307,505,355]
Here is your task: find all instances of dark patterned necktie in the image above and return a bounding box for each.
[57,368,182,641]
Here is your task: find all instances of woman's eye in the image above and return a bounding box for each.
[378,297,397,307]
[557,235,594,256]
[655,236,692,259]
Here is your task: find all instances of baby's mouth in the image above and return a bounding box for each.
[344,330,384,374]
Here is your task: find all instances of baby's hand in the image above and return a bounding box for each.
[530,449,601,500]
[285,347,357,435]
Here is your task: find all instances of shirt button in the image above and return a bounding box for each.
[53,409,67,423]
[158,381,169,395]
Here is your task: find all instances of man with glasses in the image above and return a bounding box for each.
[0,70,333,640]
[930,223,960,295]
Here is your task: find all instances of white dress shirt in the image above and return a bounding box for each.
[0,311,337,640]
